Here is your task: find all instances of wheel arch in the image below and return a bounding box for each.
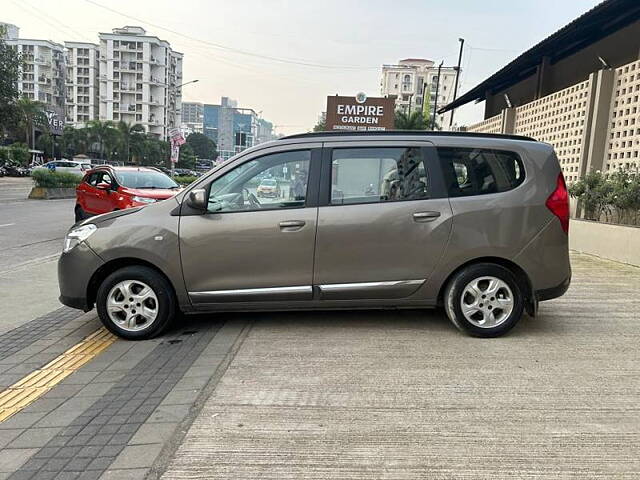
[86,257,178,311]
[437,256,536,316]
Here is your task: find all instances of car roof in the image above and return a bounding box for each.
[280,131,536,142]
[91,166,159,172]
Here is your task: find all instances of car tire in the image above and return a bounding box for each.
[96,265,176,340]
[74,205,86,223]
[444,263,524,338]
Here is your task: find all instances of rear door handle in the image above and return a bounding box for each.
[279,220,306,231]
[413,211,441,222]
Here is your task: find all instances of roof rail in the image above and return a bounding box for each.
[280,130,536,142]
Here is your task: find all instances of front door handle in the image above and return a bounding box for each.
[413,211,441,222]
[279,220,306,231]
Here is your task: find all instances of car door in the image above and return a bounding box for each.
[179,144,321,306]
[313,141,453,300]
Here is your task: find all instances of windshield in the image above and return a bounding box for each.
[115,170,179,189]
[261,179,277,186]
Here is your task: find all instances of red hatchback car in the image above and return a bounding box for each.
[75,166,180,221]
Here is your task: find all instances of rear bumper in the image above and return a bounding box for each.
[59,294,90,311]
[536,273,571,301]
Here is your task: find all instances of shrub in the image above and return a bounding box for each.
[31,169,82,188]
[569,168,640,225]
[174,175,197,186]
[8,143,30,166]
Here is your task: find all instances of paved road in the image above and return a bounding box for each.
[0,178,75,331]
[0,251,636,479]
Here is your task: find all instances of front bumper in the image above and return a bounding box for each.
[58,242,104,311]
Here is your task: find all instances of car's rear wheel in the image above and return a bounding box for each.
[96,266,176,340]
[74,205,86,222]
[444,263,524,338]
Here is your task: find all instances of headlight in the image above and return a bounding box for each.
[131,196,158,204]
[63,224,97,253]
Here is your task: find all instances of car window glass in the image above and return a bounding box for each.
[86,173,99,186]
[207,150,311,213]
[101,173,113,185]
[330,147,429,205]
[437,147,524,197]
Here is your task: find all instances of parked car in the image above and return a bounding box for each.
[74,166,180,221]
[59,131,571,340]
[174,168,200,177]
[33,160,91,176]
[256,178,281,198]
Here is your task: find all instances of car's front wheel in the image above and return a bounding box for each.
[96,265,176,340]
[444,263,524,338]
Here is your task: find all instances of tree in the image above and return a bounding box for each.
[0,25,22,138]
[394,110,432,130]
[16,97,48,149]
[8,142,30,165]
[312,119,326,132]
[35,132,57,159]
[60,126,89,158]
[177,143,197,169]
[185,132,216,159]
[115,121,145,163]
[87,120,116,160]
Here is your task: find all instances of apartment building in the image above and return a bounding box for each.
[64,42,100,127]
[0,22,19,40]
[6,37,65,109]
[98,26,183,138]
[380,58,458,128]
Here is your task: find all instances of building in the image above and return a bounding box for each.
[256,118,276,144]
[380,58,458,128]
[98,26,183,138]
[0,22,19,40]
[443,0,640,183]
[201,97,260,160]
[6,37,65,109]
[64,42,100,127]
[181,101,204,134]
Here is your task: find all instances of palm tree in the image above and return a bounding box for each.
[87,120,115,160]
[17,97,48,149]
[116,121,145,163]
[61,126,90,158]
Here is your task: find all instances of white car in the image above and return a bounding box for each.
[34,160,92,175]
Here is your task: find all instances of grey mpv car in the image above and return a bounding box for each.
[59,131,571,339]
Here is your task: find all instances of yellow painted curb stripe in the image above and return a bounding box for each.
[0,327,117,422]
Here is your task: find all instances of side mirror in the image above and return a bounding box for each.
[186,188,207,211]
[96,182,111,191]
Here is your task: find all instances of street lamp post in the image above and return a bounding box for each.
[177,79,199,89]
[431,61,444,130]
[449,38,465,129]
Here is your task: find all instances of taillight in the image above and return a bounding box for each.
[546,173,569,234]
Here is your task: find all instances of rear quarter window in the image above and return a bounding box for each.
[437,147,524,197]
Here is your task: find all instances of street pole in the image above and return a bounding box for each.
[449,38,465,129]
[431,61,443,130]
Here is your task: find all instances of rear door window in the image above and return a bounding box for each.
[437,147,524,197]
[330,147,429,205]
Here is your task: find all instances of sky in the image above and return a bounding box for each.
[2,0,603,135]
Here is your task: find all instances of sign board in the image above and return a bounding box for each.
[325,94,395,131]
[45,108,65,136]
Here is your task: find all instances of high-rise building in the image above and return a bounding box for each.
[181,102,204,134]
[98,26,183,138]
[199,97,263,160]
[380,58,458,128]
[64,42,100,127]
[6,37,65,109]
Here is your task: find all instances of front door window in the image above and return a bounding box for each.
[207,150,311,213]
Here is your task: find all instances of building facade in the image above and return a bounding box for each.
[380,58,458,128]
[201,98,260,160]
[0,22,19,40]
[460,0,640,183]
[64,42,100,127]
[98,26,183,138]
[181,102,204,134]
[6,37,65,109]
